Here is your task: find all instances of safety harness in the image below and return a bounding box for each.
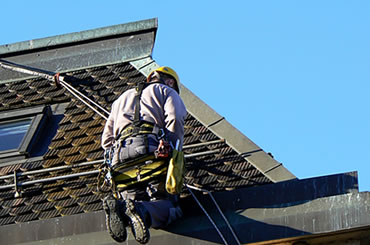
[98,82,171,195]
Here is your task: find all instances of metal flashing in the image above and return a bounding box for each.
[180,81,296,182]
[0,18,158,56]
[130,57,160,78]
[0,19,157,83]
[176,171,361,244]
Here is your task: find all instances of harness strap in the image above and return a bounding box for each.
[134,82,146,125]
[117,121,162,142]
[116,82,164,141]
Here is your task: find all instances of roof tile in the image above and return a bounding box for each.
[20,160,44,172]
[1,197,27,208]
[69,112,94,124]
[31,201,55,212]
[69,187,95,198]
[0,164,22,176]
[24,194,48,206]
[59,204,83,216]
[46,190,71,202]
[81,202,102,213]
[63,154,88,165]
[0,207,10,217]
[9,204,33,216]
[76,193,101,205]
[54,198,78,209]
[15,212,39,224]
[48,138,73,150]
[0,216,16,226]
[38,209,60,220]
[42,157,66,168]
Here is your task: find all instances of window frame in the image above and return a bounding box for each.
[0,105,51,160]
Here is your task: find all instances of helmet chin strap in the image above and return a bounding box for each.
[149,77,166,85]
[159,78,167,84]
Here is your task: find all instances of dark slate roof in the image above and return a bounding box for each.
[0,18,295,227]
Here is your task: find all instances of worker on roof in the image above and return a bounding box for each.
[101,66,187,244]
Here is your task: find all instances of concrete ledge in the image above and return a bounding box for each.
[176,171,361,244]
[1,172,362,245]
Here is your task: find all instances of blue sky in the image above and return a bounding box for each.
[1,1,369,191]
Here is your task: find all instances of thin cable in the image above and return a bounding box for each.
[0,60,110,120]
[59,80,108,120]
[208,192,241,245]
[59,79,110,116]
[186,184,241,245]
[186,186,229,245]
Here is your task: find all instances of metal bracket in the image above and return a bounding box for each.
[13,170,21,198]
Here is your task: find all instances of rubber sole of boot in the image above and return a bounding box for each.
[103,197,127,243]
[125,200,150,244]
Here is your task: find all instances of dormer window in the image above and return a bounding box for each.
[0,105,52,162]
[0,118,33,152]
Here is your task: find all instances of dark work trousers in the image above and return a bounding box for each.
[120,181,182,229]
[113,135,182,228]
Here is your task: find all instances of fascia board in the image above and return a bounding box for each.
[182,86,296,182]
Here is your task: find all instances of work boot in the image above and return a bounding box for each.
[125,199,151,244]
[103,195,127,243]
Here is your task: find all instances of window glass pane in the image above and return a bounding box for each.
[0,119,32,151]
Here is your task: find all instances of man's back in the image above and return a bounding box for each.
[101,83,186,150]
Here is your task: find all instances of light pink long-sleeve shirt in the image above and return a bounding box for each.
[101,83,187,150]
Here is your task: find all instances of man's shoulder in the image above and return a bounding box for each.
[112,88,136,104]
[147,82,178,95]
[146,82,166,89]
[121,87,136,96]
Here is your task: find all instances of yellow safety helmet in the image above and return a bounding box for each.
[147,66,180,93]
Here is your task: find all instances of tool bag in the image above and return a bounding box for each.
[165,147,185,195]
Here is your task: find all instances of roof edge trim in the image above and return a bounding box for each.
[181,86,296,182]
[0,18,158,56]
[0,19,158,82]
